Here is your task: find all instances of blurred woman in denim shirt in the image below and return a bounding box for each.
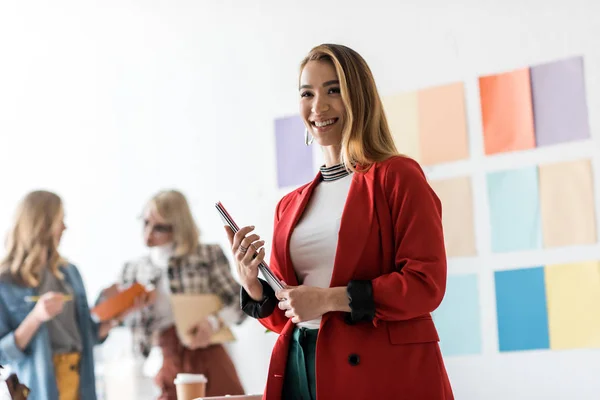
[0,191,115,400]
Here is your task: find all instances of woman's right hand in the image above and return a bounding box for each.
[32,292,66,322]
[225,225,266,301]
[129,289,157,314]
[16,292,66,350]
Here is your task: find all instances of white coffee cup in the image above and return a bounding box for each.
[174,373,207,400]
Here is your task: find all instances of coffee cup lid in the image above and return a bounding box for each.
[174,373,208,385]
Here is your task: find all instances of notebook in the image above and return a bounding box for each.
[170,294,236,346]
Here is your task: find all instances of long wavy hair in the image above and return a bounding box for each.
[300,44,399,172]
[0,191,66,287]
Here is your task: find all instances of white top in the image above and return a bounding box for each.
[289,173,353,329]
[149,243,177,333]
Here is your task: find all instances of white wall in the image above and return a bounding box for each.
[1,0,600,398]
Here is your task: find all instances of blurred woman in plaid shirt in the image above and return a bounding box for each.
[117,190,246,399]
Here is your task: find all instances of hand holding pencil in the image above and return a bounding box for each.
[30,292,67,322]
[25,294,72,303]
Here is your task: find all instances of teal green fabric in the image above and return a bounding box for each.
[282,327,318,400]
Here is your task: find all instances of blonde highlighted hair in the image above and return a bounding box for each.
[147,190,200,257]
[300,44,399,172]
[0,191,66,287]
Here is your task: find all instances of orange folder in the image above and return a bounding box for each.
[91,282,147,322]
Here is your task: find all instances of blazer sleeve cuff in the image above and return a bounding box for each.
[240,279,277,319]
[346,280,376,323]
[0,331,27,363]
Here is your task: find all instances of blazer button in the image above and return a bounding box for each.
[70,364,77,371]
[348,353,360,366]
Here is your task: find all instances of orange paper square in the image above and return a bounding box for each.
[479,68,536,155]
[418,82,469,165]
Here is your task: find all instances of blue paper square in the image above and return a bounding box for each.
[433,274,482,356]
[487,167,542,253]
[495,267,550,352]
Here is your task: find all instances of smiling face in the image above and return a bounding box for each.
[299,60,346,147]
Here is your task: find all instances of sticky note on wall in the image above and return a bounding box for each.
[539,159,597,248]
[487,166,542,253]
[433,273,482,356]
[495,267,550,352]
[382,91,420,161]
[417,82,469,165]
[531,56,590,146]
[479,68,536,155]
[275,115,314,188]
[545,261,600,350]
[430,176,477,257]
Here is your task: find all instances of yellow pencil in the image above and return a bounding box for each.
[24,295,73,303]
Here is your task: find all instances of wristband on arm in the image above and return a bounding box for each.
[346,280,376,323]
[240,279,277,319]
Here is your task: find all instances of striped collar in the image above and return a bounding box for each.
[320,163,351,182]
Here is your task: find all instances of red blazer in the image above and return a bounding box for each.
[260,156,454,399]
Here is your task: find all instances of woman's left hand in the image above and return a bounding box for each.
[276,285,330,324]
[98,319,120,340]
[185,318,215,350]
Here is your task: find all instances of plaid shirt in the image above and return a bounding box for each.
[119,243,245,357]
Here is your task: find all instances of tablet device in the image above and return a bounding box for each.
[215,201,283,292]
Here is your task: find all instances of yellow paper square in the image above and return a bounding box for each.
[382,91,420,161]
[545,261,600,349]
[418,82,469,165]
[429,176,477,257]
[539,159,597,248]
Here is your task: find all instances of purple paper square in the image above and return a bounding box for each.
[531,56,590,146]
[275,115,314,188]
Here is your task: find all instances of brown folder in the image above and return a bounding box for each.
[169,294,236,346]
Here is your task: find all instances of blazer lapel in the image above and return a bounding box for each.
[330,167,375,286]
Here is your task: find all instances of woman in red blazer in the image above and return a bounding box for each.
[226,43,454,399]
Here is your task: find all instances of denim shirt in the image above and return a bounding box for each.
[0,264,101,400]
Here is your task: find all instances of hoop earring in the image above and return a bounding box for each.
[305,128,314,146]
